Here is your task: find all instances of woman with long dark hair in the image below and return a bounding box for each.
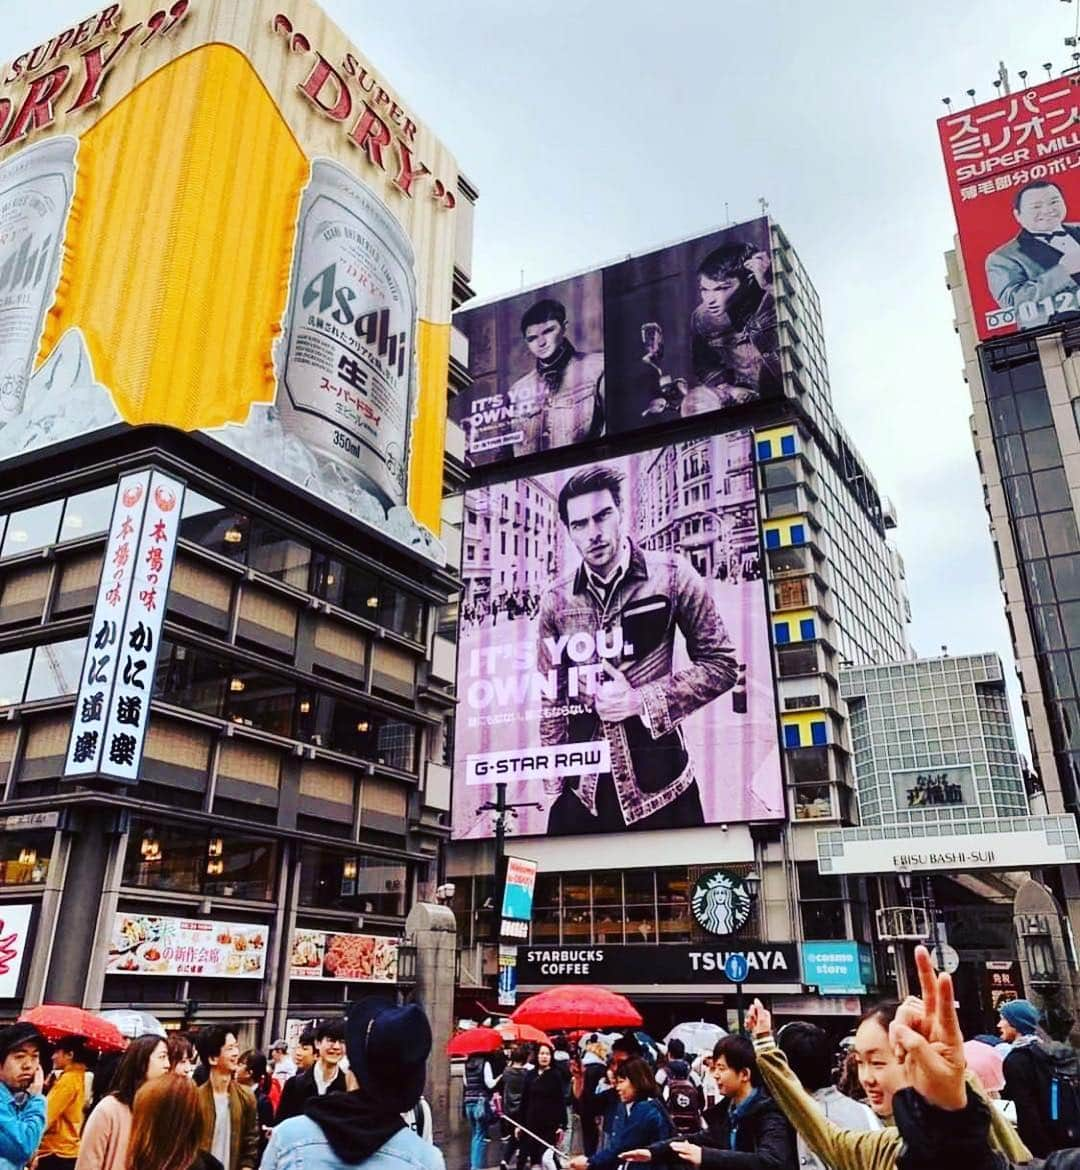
[75,1034,171,1170]
[519,1043,566,1169]
[237,1049,274,1159]
[126,1074,222,1170]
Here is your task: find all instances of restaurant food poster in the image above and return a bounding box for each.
[108,913,267,978]
[288,929,399,982]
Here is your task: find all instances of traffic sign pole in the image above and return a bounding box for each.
[723,953,751,1033]
[736,981,745,1034]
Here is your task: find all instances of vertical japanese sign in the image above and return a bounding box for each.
[497,944,518,1008]
[64,471,152,776]
[937,77,1080,340]
[63,470,185,782]
[101,471,185,781]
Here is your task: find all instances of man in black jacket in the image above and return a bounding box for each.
[275,1019,348,1123]
[627,1035,795,1169]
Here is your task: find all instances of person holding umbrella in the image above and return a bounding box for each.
[0,1022,46,1170]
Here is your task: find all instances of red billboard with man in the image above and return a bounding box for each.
[938,76,1080,340]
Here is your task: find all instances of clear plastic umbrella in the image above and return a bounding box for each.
[99,1010,167,1039]
[664,1020,727,1057]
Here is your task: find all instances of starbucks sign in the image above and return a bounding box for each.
[690,870,753,936]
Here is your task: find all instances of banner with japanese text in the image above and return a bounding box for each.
[64,470,184,782]
[107,913,268,978]
[938,77,1080,340]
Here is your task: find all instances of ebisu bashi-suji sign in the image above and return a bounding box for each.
[0,0,462,563]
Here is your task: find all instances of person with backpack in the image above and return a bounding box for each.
[621,1037,794,1169]
[500,1046,530,1170]
[1001,998,1080,1156]
[658,1040,704,1138]
[463,1048,500,1170]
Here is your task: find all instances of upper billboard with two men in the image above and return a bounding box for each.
[939,76,1080,341]
[450,216,781,467]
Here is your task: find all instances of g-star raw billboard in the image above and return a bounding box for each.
[450,217,779,467]
[938,77,1080,341]
[0,0,460,563]
[453,432,783,839]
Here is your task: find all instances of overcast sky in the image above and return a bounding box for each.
[7,1,1078,753]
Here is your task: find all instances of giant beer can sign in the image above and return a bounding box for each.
[279,159,418,509]
[0,137,74,424]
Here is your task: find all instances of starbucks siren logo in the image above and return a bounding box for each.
[690,870,753,935]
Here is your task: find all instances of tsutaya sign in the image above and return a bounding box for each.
[0,0,460,563]
[817,816,1080,876]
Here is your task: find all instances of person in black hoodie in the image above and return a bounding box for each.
[624,1036,795,1169]
[260,998,443,1170]
[275,1019,348,1124]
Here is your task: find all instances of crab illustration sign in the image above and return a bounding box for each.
[690,869,754,936]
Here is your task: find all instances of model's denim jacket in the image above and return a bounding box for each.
[259,1118,444,1170]
[536,541,736,825]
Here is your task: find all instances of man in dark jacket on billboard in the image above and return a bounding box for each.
[536,463,738,836]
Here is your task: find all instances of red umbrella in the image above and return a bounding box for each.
[446,1025,504,1057]
[510,986,642,1031]
[496,1021,552,1047]
[20,1004,126,1053]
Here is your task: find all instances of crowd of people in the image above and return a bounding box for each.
[459,951,1080,1170]
[0,1000,438,1170]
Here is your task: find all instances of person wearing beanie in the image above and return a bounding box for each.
[260,999,443,1170]
[998,999,1040,1049]
[1000,998,1069,1157]
[0,1022,46,1170]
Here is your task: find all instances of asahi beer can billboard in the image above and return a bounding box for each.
[0,0,459,563]
[279,159,418,510]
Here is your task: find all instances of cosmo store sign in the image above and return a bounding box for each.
[817,818,1080,875]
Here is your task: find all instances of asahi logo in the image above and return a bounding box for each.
[690,870,753,936]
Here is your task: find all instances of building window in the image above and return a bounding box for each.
[0,830,52,885]
[756,440,773,461]
[122,820,277,900]
[800,618,817,640]
[59,485,117,542]
[783,724,802,748]
[792,784,832,820]
[1,500,63,558]
[297,846,406,916]
[790,524,806,545]
[25,638,87,702]
[774,622,791,645]
[798,862,847,939]
[765,529,781,549]
[777,644,817,678]
[780,435,796,456]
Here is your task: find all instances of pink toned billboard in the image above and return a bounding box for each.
[453,432,783,840]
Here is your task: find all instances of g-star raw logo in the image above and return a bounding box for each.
[690,870,752,936]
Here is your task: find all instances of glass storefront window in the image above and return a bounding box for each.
[154,641,229,719]
[59,485,117,542]
[2,500,63,558]
[0,647,32,705]
[249,520,310,590]
[25,638,87,702]
[122,820,277,900]
[297,845,406,915]
[0,830,52,884]
[180,492,249,563]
